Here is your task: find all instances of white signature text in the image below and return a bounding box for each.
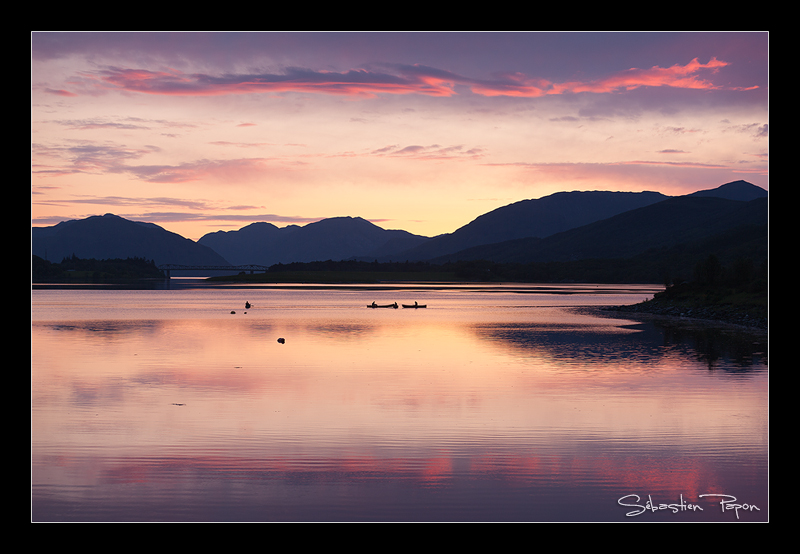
[618,493,761,519]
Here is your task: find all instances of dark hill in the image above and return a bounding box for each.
[198,216,430,266]
[688,179,768,201]
[30,181,767,280]
[433,196,767,267]
[198,222,283,267]
[31,213,231,266]
[390,190,668,261]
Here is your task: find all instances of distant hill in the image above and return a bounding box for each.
[30,181,767,281]
[688,179,768,201]
[31,213,231,266]
[432,196,767,269]
[198,216,430,266]
[424,181,767,264]
[387,190,669,261]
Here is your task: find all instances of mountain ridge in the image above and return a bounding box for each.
[384,190,670,262]
[431,196,767,266]
[30,181,768,276]
[197,216,430,266]
[31,213,231,267]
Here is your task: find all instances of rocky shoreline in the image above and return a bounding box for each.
[603,298,767,332]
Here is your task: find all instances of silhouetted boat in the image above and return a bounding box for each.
[402,303,427,308]
[368,302,398,309]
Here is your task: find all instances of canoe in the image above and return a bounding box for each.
[402,304,427,308]
[368,303,398,309]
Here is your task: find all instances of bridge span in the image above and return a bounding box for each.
[158,264,268,279]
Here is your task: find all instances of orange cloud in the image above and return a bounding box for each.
[561,57,738,94]
[474,58,754,97]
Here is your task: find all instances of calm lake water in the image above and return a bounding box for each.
[31,282,768,522]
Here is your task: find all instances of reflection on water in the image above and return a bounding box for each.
[31,285,768,521]
[475,317,768,374]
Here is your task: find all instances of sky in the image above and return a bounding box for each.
[31,32,768,241]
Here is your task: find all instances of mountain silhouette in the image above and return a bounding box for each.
[688,179,768,201]
[385,190,668,262]
[30,181,767,275]
[430,191,767,266]
[31,213,231,266]
[198,216,429,266]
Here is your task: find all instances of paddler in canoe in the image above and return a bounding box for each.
[369,301,398,309]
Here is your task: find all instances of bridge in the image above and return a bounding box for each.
[158,264,269,279]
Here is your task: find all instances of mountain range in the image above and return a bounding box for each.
[31,213,229,267]
[198,217,428,267]
[31,180,768,281]
[381,190,669,262]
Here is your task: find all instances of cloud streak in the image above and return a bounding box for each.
[31,139,282,184]
[371,144,486,160]
[76,58,752,99]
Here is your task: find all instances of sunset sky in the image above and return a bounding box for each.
[31,32,768,241]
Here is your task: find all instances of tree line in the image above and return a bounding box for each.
[32,255,164,282]
[259,256,767,288]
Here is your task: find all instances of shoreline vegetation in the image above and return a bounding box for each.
[604,254,767,331]
[31,254,165,283]
[603,284,767,331]
[32,254,767,331]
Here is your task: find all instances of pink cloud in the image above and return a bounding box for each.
[32,139,279,184]
[77,58,754,99]
[371,144,486,160]
[560,57,753,94]
[126,158,276,183]
[44,88,78,97]
[473,58,755,98]
[499,160,768,193]
[87,65,457,98]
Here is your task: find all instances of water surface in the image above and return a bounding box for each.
[31,283,768,521]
